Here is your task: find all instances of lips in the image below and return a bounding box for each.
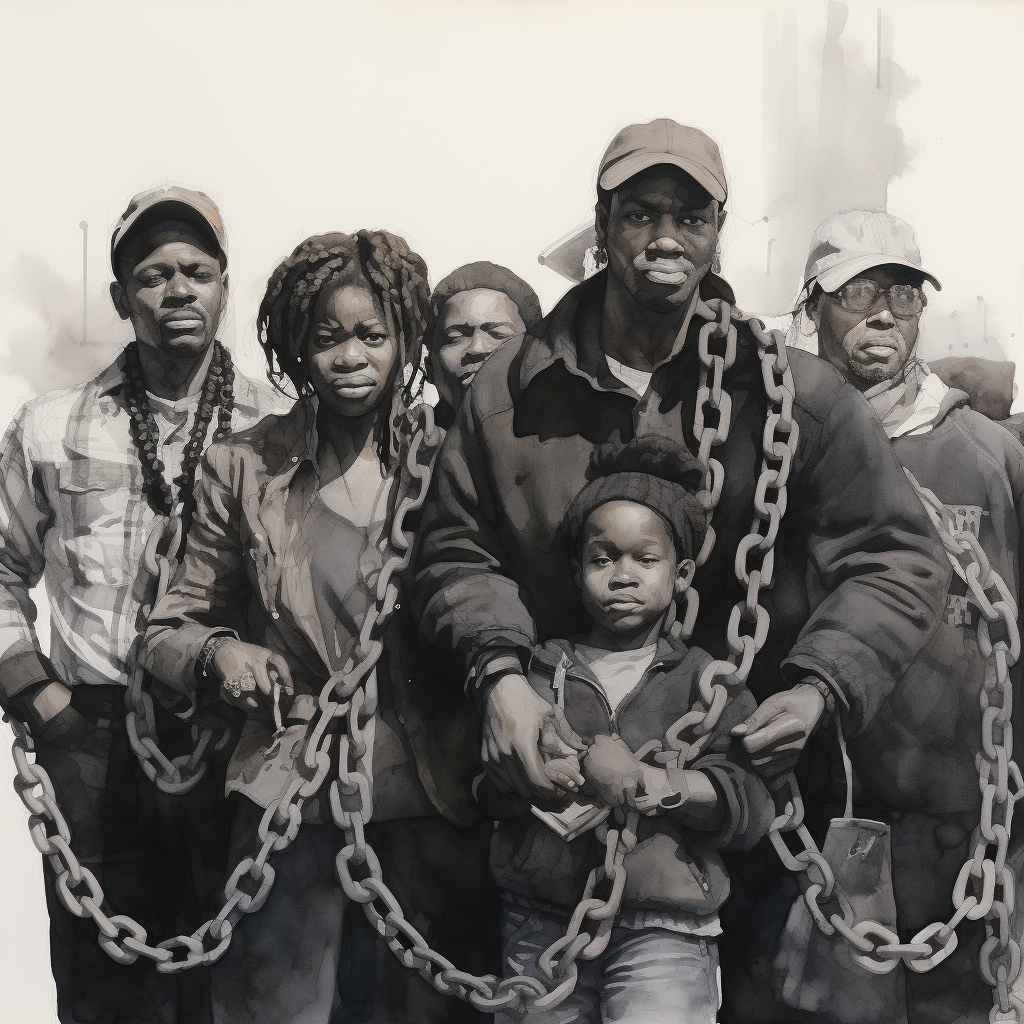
[330,377,376,394]
[161,310,206,332]
[633,255,696,286]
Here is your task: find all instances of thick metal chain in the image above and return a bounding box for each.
[764,449,1024,1020]
[666,300,799,766]
[122,513,235,796]
[4,406,442,974]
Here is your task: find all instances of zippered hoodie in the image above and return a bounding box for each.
[490,636,775,918]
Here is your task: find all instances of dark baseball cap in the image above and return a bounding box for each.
[598,119,728,203]
[110,185,227,280]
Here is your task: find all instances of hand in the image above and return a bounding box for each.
[29,681,72,728]
[631,765,678,815]
[482,673,586,800]
[732,682,826,783]
[581,734,647,809]
[211,640,294,719]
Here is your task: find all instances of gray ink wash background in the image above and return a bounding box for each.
[0,0,1021,1019]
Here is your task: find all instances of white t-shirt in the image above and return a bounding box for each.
[604,355,654,397]
[573,643,658,712]
[147,390,202,499]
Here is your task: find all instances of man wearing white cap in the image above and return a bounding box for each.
[414,122,952,1020]
[791,209,1024,1023]
[0,186,285,1022]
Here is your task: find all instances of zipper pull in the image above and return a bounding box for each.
[552,652,570,711]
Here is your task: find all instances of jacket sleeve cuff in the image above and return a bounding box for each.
[467,645,531,712]
[0,640,57,714]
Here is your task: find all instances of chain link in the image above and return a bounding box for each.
[762,464,1023,1020]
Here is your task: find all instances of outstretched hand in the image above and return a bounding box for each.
[482,673,586,800]
[732,682,826,784]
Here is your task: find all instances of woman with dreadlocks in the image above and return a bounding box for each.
[141,230,493,1024]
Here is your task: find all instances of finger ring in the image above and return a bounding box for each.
[224,672,257,698]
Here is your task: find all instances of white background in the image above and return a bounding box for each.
[0,1,1022,1020]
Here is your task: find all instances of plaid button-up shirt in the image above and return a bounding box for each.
[0,348,289,703]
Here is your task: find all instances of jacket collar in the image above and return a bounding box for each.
[519,269,738,393]
[530,635,685,682]
[96,343,268,420]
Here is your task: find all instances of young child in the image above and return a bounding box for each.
[485,437,774,1024]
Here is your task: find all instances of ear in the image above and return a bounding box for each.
[110,280,130,321]
[806,293,823,331]
[675,558,696,594]
[716,205,728,233]
[594,200,609,249]
[570,556,583,590]
[423,347,435,385]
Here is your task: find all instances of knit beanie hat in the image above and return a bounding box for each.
[565,437,707,560]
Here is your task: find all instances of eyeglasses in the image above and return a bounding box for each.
[835,278,926,318]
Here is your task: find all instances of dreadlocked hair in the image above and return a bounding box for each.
[257,229,430,468]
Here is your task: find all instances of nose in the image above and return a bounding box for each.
[465,329,492,359]
[869,305,897,326]
[165,271,197,303]
[609,564,640,589]
[334,338,369,369]
[647,227,685,256]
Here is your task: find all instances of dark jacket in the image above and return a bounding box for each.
[140,398,481,827]
[848,390,1024,818]
[491,636,774,916]
[413,271,951,734]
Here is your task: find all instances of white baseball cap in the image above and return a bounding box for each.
[802,210,941,293]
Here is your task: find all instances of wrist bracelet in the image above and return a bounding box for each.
[804,676,836,722]
[195,630,238,687]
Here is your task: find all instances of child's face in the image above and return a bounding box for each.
[574,501,689,639]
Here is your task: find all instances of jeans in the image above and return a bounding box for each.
[496,898,721,1024]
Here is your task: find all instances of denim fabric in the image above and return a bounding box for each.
[496,899,721,1024]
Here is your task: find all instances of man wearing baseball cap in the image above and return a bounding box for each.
[414,120,951,1019]
[0,185,285,1022]
[783,210,1024,1024]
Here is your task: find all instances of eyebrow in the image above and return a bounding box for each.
[620,196,708,214]
[446,320,516,331]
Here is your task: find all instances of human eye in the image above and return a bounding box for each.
[488,325,516,340]
[625,211,652,224]
[192,268,217,283]
[137,269,166,287]
[638,555,661,566]
[591,555,612,568]
[681,215,707,227]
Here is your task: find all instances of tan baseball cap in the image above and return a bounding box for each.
[598,119,727,202]
[803,210,941,293]
[110,184,227,280]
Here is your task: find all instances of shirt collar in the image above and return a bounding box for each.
[519,269,738,393]
[96,343,266,419]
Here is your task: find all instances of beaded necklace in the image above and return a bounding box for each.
[123,339,235,542]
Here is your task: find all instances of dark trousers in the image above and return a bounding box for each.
[212,795,499,1024]
[37,684,233,1024]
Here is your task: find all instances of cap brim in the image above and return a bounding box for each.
[816,254,941,292]
[599,152,727,203]
[111,199,225,275]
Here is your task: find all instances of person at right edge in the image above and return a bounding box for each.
[411,118,953,1023]
[790,209,1024,1024]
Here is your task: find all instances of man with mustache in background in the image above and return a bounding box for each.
[0,186,283,1023]
[414,120,951,1020]
[792,210,1024,1024]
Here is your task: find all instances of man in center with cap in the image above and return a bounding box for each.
[0,185,286,1023]
[413,119,951,1020]
[785,210,1024,1024]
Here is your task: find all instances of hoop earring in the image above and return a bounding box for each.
[711,246,722,275]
